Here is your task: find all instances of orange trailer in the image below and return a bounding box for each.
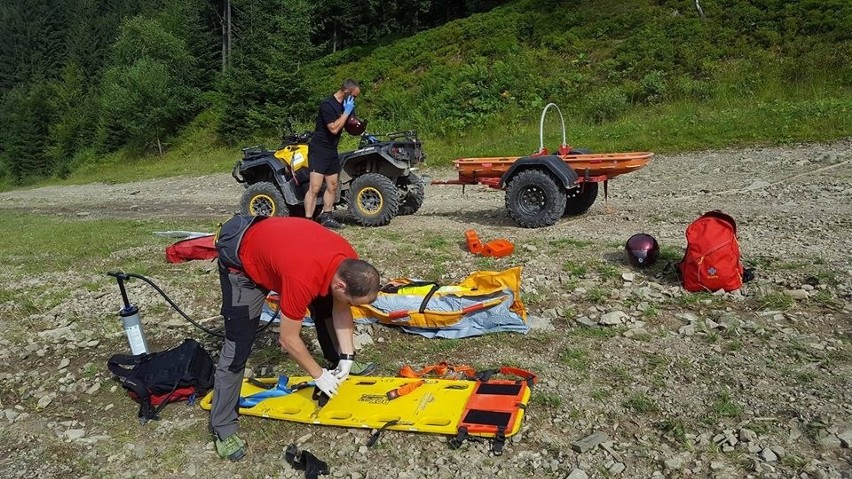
[432,104,653,228]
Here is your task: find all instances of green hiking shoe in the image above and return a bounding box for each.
[215,433,247,462]
[350,360,377,376]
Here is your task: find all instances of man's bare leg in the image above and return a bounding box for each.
[304,172,325,219]
[318,174,343,228]
[322,174,339,214]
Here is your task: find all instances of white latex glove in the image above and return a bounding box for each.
[333,359,354,380]
[312,368,341,397]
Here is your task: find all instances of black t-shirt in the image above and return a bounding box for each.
[308,96,343,161]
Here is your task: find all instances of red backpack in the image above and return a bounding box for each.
[679,211,744,292]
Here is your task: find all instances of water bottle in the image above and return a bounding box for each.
[120,304,149,355]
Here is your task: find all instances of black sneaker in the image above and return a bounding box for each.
[319,213,344,229]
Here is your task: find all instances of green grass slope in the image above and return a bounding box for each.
[11,0,851,188]
[304,0,851,161]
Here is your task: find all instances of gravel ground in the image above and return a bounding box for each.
[0,140,850,479]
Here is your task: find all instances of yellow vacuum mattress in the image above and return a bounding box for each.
[199,375,531,438]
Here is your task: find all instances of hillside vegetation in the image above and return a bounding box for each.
[0,0,850,187]
[305,0,851,152]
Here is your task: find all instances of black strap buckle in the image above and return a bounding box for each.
[449,427,468,449]
[285,443,329,478]
[312,387,329,407]
[366,419,400,448]
[490,427,506,456]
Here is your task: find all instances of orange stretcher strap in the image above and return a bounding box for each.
[398,363,537,385]
[398,362,477,379]
[363,296,507,323]
[480,366,538,386]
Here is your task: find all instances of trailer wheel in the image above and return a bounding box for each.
[349,173,400,226]
[241,182,289,217]
[563,182,599,216]
[505,169,567,228]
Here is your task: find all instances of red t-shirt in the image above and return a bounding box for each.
[239,217,357,320]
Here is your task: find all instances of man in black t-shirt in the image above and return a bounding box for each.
[305,78,360,229]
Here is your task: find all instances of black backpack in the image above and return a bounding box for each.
[108,339,215,424]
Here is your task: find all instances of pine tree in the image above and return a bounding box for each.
[158,0,222,93]
[98,16,201,154]
[217,0,315,143]
[47,63,98,177]
[0,0,68,93]
[0,82,56,183]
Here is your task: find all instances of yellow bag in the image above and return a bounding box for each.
[351,267,527,337]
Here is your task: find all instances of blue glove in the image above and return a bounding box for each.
[343,96,355,115]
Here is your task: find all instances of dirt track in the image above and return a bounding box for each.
[2,139,851,262]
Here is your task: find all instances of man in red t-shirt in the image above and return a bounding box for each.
[210,215,380,461]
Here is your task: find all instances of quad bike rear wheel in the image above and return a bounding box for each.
[348,173,399,226]
[397,173,425,216]
[241,181,289,217]
[505,169,567,228]
[563,182,598,216]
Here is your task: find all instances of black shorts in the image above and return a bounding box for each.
[309,294,333,321]
[309,153,341,176]
[308,294,339,364]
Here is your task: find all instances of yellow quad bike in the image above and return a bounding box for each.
[232,128,426,226]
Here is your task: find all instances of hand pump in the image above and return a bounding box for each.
[107,271,150,355]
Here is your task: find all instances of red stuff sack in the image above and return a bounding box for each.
[165,235,217,263]
[678,211,744,292]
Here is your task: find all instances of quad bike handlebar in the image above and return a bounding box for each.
[384,130,418,140]
[359,130,419,147]
[281,131,312,146]
[279,118,313,146]
[241,145,269,158]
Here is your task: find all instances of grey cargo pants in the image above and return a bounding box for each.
[209,262,341,440]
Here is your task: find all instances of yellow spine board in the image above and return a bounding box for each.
[200,375,530,438]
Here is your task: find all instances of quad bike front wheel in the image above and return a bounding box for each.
[504,169,567,228]
[348,173,400,226]
[396,173,425,216]
[241,182,289,217]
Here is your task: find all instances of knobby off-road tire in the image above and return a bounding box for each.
[241,181,289,217]
[563,182,599,216]
[504,169,567,228]
[396,173,425,216]
[348,173,400,226]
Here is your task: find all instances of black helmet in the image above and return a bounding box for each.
[625,233,659,267]
[345,115,367,136]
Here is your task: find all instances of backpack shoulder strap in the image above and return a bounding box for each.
[214,214,268,271]
[107,353,145,379]
[107,353,152,402]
